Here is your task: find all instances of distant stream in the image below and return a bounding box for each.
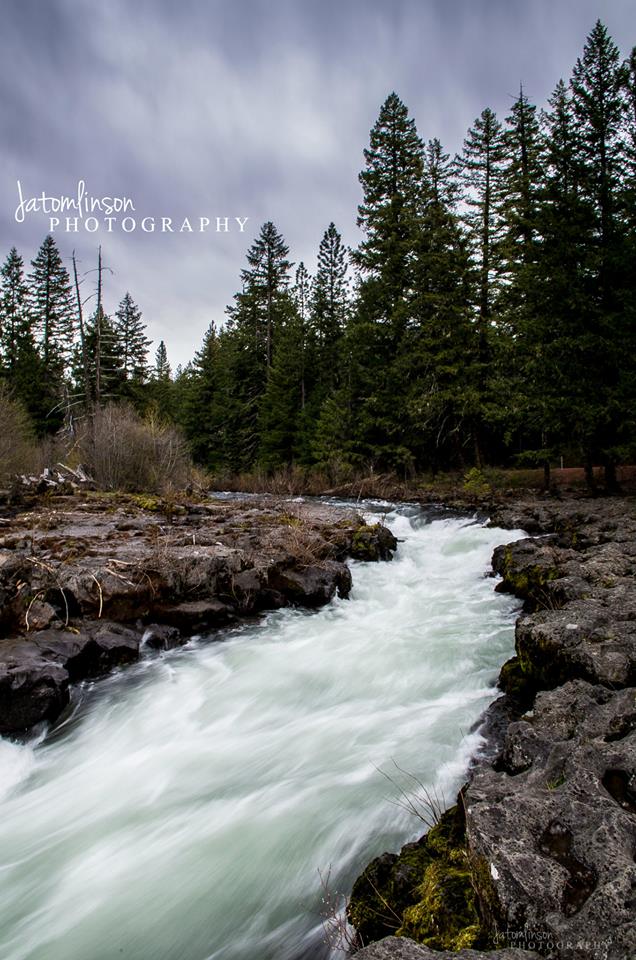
[0,502,523,960]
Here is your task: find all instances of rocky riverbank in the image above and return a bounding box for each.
[0,492,396,735]
[350,495,636,960]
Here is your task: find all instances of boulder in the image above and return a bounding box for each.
[142,623,183,650]
[354,936,538,959]
[269,560,352,607]
[0,652,69,734]
[466,680,636,960]
[151,600,235,632]
[350,523,399,562]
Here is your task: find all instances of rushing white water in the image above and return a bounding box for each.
[0,504,523,960]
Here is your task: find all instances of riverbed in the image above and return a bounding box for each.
[0,503,522,960]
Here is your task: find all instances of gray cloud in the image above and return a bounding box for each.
[1,0,634,368]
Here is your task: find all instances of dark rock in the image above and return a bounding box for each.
[152,600,235,632]
[515,601,636,691]
[0,495,395,736]
[350,523,398,562]
[25,600,57,631]
[269,560,352,607]
[142,623,183,650]
[348,805,488,952]
[226,567,264,612]
[0,652,69,734]
[27,623,140,681]
[492,537,562,609]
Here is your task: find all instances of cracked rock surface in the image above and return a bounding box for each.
[0,492,396,734]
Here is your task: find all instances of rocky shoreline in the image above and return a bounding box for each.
[0,492,397,736]
[350,496,636,960]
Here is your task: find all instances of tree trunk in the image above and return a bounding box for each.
[584,453,597,496]
[542,459,551,492]
[603,457,621,495]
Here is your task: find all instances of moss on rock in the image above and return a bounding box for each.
[348,803,493,951]
[350,523,398,562]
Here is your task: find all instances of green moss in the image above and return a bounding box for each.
[499,547,560,609]
[347,843,434,943]
[397,861,480,950]
[351,524,383,561]
[132,494,162,512]
[278,514,303,527]
[547,773,566,790]
[348,804,495,951]
[498,656,536,702]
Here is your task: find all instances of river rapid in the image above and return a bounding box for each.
[0,502,523,960]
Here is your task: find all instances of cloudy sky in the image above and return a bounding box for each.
[1,0,634,369]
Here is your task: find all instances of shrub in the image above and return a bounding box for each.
[79,403,192,493]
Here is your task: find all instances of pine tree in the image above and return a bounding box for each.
[403,139,477,470]
[459,107,506,464]
[311,223,349,393]
[154,340,171,380]
[147,340,174,421]
[354,92,424,338]
[569,21,630,487]
[501,87,543,274]
[223,222,293,467]
[78,306,125,404]
[460,108,506,328]
[114,293,151,384]
[29,235,74,373]
[494,89,546,471]
[344,93,426,470]
[292,262,312,412]
[0,247,52,431]
[179,324,225,466]
[515,79,595,483]
[0,248,31,373]
[258,298,307,469]
[236,221,292,370]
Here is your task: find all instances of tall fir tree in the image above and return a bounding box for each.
[346,93,425,469]
[235,221,292,370]
[311,223,349,395]
[223,222,293,467]
[459,107,506,463]
[258,297,307,469]
[114,293,151,385]
[460,107,506,329]
[0,247,31,373]
[0,247,51,432]
[516,79,594,481]
[147,339,174,420]
[354,92,424,338]
[180,324,225,466]
[29,235,74,374]
[402,139,477,470]
[569,20,630,487]
[77,305,125,404]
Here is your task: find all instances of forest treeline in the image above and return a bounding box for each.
[1,21,635,491]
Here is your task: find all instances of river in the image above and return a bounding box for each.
[0,502,522,960]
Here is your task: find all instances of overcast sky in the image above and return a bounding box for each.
[1,0,634,369]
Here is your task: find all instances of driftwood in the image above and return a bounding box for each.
[17,463,96,493]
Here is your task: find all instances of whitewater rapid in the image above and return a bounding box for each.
[0,504,523,960]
